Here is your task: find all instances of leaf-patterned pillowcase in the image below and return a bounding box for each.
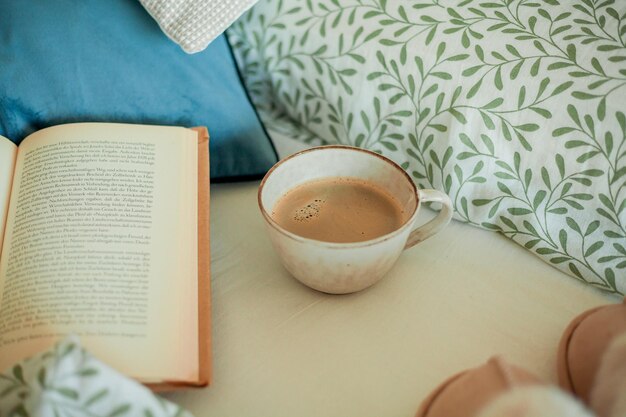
[228,0,626,295]
[0,337,192,417]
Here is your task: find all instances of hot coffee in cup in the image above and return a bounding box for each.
[271,177,409,243]
[258,145,453,294]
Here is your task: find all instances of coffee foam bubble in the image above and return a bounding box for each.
[293,199,325,222]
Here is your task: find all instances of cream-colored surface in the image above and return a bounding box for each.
[0,137,17,252]
[0,124,198,382]
[166,180,611,417]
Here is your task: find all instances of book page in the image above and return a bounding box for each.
[0,137,18,254]
[0,123,198,383]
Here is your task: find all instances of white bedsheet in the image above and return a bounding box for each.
[165,161,612,416]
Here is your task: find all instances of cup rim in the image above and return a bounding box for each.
[257,145,421,248]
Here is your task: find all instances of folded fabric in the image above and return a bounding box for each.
[140,0,258,53]
[0,337,193,417]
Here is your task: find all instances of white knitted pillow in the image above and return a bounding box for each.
[140,0,257,53]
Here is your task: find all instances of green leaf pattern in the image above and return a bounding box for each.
[0,337,192,417]
[229,0,626,295]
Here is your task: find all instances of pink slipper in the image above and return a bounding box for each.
[557,297,626,403]
[416,356,542,417]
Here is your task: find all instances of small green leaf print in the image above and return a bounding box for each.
[533,191,547,209]
[84,388,109,407]
[462,65,482,76]
[508,208,533,216]
[516,124,539,132]
[61,343,76,358]
[55,387,80,400]
[606,269,617,290]
[13,365,25,383]
[38,367,47,387]
[598,98,606,121]
[572,91,601,100]
[78,368,99,377]
[559,229,568,250]
[585,241,604,257]
[566,217,582,234]
[585,221,600,237]
[553,127,576,136]
[380,141,398,151]
[483,98,503,109]
[108,404,132,417]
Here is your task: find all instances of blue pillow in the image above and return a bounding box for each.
[0,0,277,180]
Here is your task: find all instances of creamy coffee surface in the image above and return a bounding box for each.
[271,177,409,243]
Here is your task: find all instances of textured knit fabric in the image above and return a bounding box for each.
[140,0,258,53]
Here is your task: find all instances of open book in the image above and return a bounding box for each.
[0,123,211,390]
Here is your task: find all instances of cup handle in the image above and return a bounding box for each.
[404,189,453,250]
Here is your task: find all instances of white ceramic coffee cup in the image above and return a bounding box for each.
[258,145,453,294]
